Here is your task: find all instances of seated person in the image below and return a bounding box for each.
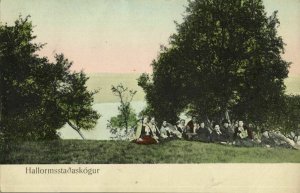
[195,121,213,142]
[245,123,254,140]
[211,124,227,143]
[160,121,171,139]
[233,120,254,146]
[233,120,248,140]
[184,122,198,140]
[176,119,186,133]
[186,116,197,133]
[149,117,160,140]
[135,116,158,145]
[221,120,231,141]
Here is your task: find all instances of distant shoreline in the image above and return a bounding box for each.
[85,73,300,103]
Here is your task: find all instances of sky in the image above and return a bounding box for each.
[1,0,300,75]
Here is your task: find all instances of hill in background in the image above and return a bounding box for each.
[87,73,300,103]
[86,73,145,103]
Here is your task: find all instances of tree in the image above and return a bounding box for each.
[108,84,137,136]
[0,16,100,140]
[267,95,300,135]
[138,0,289,126]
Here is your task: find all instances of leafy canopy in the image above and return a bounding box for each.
[138,0,290,126]
[0,16,100,140]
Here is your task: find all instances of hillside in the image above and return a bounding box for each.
[2,140,300,164]
[87,73,300,103]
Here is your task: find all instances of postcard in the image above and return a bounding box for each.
[0,0,299,192]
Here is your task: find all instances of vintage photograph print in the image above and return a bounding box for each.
[0,0,300,166]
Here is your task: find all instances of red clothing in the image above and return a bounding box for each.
[134,136,157,145]
[186,120,194,133]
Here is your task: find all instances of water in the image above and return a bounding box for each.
[58,101,147,140]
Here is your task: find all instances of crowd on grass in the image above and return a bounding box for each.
[130,116,300,149]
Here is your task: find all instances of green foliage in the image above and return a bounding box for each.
[110,110,137,130]
[109,84,138,134]
[2,140,300,164]
[0,16,100,140]
[138,0,289,125]
[265,95,300,134]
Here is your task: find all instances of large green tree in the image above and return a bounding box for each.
[138,0,290,125]
[0,16,100,140]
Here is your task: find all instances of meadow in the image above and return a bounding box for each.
[2,74,299,163]
[2,140,300,164]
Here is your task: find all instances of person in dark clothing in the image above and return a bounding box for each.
[233,120,253,140]
[186,116,197,133]
[245,123,254,140]
[220,119,231,141]
[233,120,255,147]
[195,121,212,142]
[211,124,227,143]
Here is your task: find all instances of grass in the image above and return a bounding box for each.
[1,140,300,164]
[86,73,300,103]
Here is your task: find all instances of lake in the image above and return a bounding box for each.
[58,101,147,140]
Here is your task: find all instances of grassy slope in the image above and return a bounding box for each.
[3,140,300,164]
[87,73,300,103]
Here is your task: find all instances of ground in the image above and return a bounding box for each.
[1,140,300,164]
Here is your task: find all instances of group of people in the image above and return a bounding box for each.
[131,116,256,146]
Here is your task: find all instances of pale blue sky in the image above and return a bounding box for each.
[1,0,300,75]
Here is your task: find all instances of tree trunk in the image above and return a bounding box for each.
[0,93,2,124]
[67,121,85,140]
[225,109,231,123]
[0,82,3,129]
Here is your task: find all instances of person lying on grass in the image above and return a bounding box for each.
[160,121,182,139]
[261,129,300,149]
